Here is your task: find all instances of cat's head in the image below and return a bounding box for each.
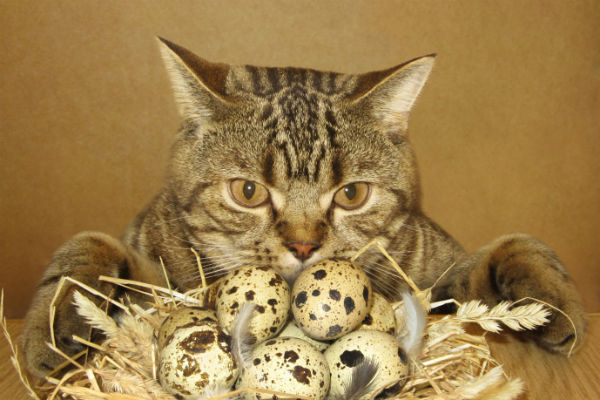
[158,38,434,285]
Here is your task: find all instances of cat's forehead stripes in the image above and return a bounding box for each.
[228,66,352,183]
[230,65,356,97]
[268,87,336,183]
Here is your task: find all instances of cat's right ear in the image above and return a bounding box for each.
[157,37,232,124]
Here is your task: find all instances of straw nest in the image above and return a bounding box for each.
[1,240,571,400]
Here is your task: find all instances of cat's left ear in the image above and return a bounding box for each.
[157,37,232,125]
[351,55,435,138]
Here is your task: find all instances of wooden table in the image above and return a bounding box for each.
[2,316,599,399]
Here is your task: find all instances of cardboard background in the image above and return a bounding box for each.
[1,0,598,317]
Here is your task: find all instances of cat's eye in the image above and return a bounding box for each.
[228,179,269,208]
[333,182,371,210]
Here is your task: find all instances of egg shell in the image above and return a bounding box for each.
[324,330,409,398]
[216,265,290,343]
[359,292,396,335]
[158,306,217,349]
[278,320,331,351]
[237,337,330,400]
[291,259,373,340]
[158,320,238,399]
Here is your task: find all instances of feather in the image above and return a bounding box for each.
[398,291,426,358]
[230,302,256,372]
[329,358,379,400]
[193,384,238,399]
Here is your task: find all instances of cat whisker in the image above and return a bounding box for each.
[368,277,401,296]
[387,249,420,255]
[203,253,273,278]
[177,259,244,284]
[204,263,245,279]
[205,256,246,268]
[366,262,406,280]
[185,253,246,267]
[162,257,245,274]
[362,261,413,295]
[201,254,246,262]
[363,267,403,295]
[203,256,240,265]
[201,262,243,273]
[366,273,399,290]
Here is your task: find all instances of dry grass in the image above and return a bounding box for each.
[0,241,565,400]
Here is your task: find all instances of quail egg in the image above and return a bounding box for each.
[324,330,409,399]
[216,265,290,343]
[278,320,331,351]
[291,259,373,340]
[359,292,396,335]
[158,320,238,399]
[237,337,330,399]
[158,306,217,348]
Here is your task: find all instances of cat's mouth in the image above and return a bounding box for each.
[276,251,324,284]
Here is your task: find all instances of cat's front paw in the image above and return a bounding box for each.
[21,232,132,377]
[488,234,587,354]
[531,297,587,354]
[21,287,90,377]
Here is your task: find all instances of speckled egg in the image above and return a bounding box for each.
[158,306,217,349]
[324,330,409,399]
[237,337,330,400]
[359,292,396,335]
[278,320,331,351]
[216,266,290,343]
[291,259,373,340]
[158,320,238,399]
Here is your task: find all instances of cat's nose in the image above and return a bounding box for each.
[285,241,321,262]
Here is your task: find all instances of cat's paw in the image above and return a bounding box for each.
[21,287,91,377]
[21,231,131,377]
[488,234,587,354]
[531,298,587,354]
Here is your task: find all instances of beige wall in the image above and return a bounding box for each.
[1,0,598,317]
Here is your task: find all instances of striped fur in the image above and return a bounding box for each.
[22,39,585,378]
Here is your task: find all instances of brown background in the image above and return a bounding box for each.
[1,1,598,318]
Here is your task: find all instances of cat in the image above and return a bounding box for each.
[21,38,586,378]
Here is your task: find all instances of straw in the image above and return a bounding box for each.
[1,241,561,400]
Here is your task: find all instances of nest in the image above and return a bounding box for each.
[1,240,574,400]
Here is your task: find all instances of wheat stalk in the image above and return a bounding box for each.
[455,300,551,333]
[73,291,122,339]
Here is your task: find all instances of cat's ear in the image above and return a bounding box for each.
[157,37,232,124]
[351,55,435,138]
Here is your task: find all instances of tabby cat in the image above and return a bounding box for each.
[22,38,586,378]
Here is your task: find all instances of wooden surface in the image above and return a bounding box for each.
[1,315,599,399]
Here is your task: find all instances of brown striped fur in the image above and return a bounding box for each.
[22,38,585,377]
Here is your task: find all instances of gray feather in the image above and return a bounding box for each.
[330,357,379,400]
